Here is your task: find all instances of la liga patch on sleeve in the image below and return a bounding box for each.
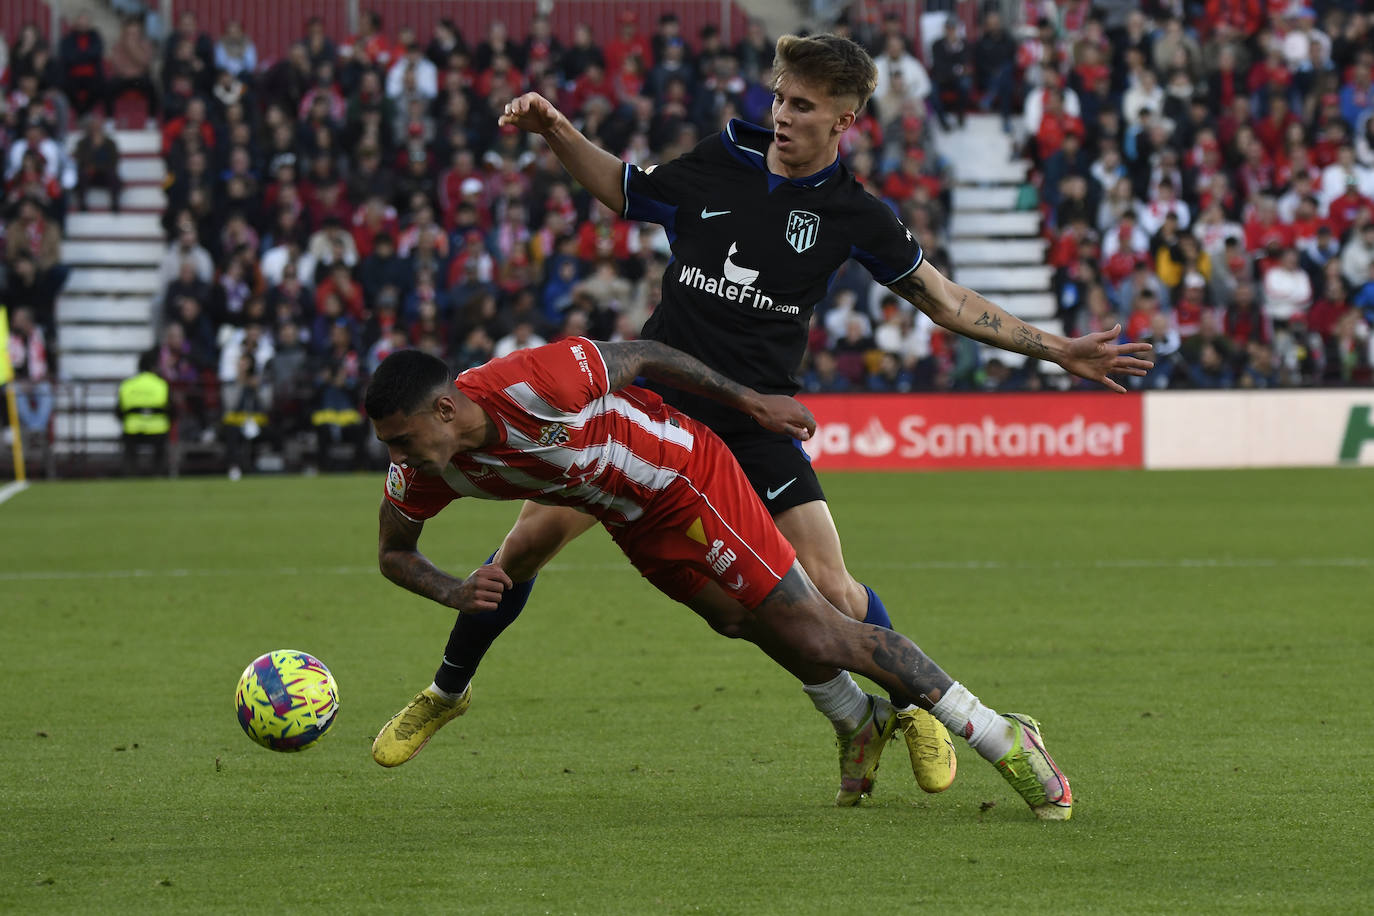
[386,463,408,502]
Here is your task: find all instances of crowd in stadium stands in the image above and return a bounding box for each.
[3,2,1374,466]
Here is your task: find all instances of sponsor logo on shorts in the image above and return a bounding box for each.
[765,477,797,500]
[705,538,737,576]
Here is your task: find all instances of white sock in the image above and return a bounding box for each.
[428,681,464,703]
[802,673,871,734]
[929,681,1015,762]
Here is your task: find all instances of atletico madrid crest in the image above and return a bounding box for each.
[786,210,819,253]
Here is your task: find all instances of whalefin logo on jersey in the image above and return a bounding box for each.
[786,210,820,253]
[386,463,407,501]
[537,423,570,447]
[722,242,759,286]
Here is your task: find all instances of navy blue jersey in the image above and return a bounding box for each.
[624,119,922,431]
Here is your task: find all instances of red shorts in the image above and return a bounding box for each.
[609,436,797,610]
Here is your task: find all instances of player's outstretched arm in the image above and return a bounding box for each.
[596,340,816,440]
[889,260,1154,393]
[499,92,627,215]
[378,498,513,612]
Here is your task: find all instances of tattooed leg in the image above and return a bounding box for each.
[750,564,951,707]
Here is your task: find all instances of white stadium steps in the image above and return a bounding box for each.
[952,186,1019,211]
[59,324,157,352]
[949,239,1046,265]
[117,157,166,183]
[60,353,141,381]
[953,266,1054,292]
[110,129,160,155]
[64,268,161,295]
[55,412,124,440]
[66,212,163,240]
[56,383,118,411]
[63,240,166,265]
[58,296,156,324]
[996,294,1059,321]
[950,211,1043,238]
[935,113,1053,344]
[79,185,166,211]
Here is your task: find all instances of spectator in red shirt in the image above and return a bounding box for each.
[162,96,215,158]
[348,11,397,71]
[1205,0,1263,38]
[315,262,366,320]
[1244,197,1294,254]
[1254,95,1298,153]
[1327,177,1374,238]
[604,10,653,79]
[1036,88,1085,163]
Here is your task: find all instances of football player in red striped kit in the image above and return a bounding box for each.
[366,338,1078,819]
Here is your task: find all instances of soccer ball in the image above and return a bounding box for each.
[235,649,340,751]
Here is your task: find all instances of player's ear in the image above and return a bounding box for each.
[833,106,856,134]
[432,392,456,421]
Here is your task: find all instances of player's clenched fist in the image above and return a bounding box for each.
[454,562,514,613]
[499,92,562,135]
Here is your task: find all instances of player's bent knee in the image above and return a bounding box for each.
[810,570,865,621]
[697,603,752,639]
[497,527,566,580]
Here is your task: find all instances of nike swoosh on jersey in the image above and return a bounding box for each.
[700,208,731,219]
[765,478,798,500]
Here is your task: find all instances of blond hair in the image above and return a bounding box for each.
[772,34,878,111]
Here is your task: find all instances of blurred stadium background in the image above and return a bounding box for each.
[2,0,1371,480]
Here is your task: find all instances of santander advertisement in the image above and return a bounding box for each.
[798,393,1144,470]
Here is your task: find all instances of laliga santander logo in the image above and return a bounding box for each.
[803,407,1135,466]
[852,418,896,457]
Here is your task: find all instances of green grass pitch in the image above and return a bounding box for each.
[2,468,1371,914]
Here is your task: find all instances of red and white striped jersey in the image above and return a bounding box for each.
[384,338,700,527]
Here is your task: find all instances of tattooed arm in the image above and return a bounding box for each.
[594,340,816,439]
[378,499,512,612]
[888,259,1154,393]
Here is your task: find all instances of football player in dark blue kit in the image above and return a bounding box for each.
[370,34,1151,808]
